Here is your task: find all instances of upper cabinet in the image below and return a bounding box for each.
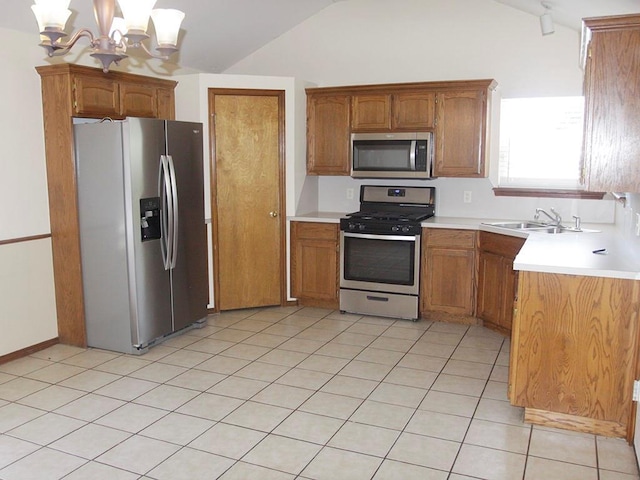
[306,79,496,177]
[71,68,175,119]
[351,92,435,131]
[393,92,436,131]
[307,94,351,175]
[582,15,640,192]
[352,94,391,131]
[434,88,487,177]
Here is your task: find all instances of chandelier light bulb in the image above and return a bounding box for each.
[151,9,185,47]
[117,0,157,34]
[31,0,72,31]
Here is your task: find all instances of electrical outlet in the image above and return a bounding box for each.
[346,188,354,200]
[635,213,640,236]
[463,191,472,203]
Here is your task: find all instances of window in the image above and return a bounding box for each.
[498,96,585,190]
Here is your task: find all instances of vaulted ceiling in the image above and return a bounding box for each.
[2,0,637,73]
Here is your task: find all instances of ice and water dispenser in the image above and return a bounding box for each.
[140,197,161,241]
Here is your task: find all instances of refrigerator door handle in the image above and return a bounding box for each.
[158,154,173,270]
[166,154,179,269]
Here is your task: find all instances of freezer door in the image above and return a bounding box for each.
[125,118,173,346]
[76,122,138,353]
[166,120,208,330]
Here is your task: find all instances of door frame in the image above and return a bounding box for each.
[207,88,287,312]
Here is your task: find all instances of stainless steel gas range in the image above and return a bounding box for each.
[339,185,436,321]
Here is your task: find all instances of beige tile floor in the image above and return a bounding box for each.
[0,306,638,480]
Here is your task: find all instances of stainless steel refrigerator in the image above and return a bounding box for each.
[74,118,208,354]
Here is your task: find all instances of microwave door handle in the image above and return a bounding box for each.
[409,140,417,170]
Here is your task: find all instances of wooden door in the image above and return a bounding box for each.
[209,90,284,310]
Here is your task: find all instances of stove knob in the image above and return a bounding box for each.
[391,226,399,232]
[348,223,356,230]
[402,226,411,233]
[358,224,366,231]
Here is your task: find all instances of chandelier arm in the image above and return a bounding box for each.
[44,28,96,56]
[133,40,170,60]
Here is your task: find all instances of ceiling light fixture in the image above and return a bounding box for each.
[539,2,555,36]
[31,0,185,72]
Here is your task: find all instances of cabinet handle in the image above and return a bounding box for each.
[269,211,278,218]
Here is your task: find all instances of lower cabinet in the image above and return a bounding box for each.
[290,221,339,309]
[477,231,525,335]
[509,271,640,441]
[421,229,477,319]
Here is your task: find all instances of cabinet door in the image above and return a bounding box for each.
[423,247,475,315]
[421,229,476,316]
[477,250,504,325]
[290,222,339,308]
[156,87,175,120]
[582,17,640,192]
[392,92,435,130]
[307,95,351,175]
[120,83,158,118]
[510,272,639,439]
[73,76,119,116]
[434,89,486,177]
[477,232,525,335]
[352,94,391,131]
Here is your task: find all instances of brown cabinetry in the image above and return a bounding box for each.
[434,89,488,177]
[73,72,175,119]
[307,94,351,175]
[393,92,435,130]
[477,232,525,335]
[306,79,495,177]
[509,271,640,441]
[290,221,339,309]
[351,92,435,131]
[421,229,476,319]
[352,94,391,131]
[582,15,640,192]
[36,64,177,346]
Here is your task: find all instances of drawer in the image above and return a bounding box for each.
[479,231,525,258]
[424,228,476,249]
[291,221,338,241]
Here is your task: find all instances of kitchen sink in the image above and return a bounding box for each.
[483,221,600,234]
[487,221,548,229]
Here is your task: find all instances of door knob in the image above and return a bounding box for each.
[269,211,278,218]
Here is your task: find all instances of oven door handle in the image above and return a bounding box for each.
[342,232,418,241]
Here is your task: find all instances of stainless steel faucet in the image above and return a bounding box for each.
[534,207,562,226]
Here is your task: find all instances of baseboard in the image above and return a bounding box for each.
[0,338,59,365]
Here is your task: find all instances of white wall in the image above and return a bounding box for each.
[224,0,616,224]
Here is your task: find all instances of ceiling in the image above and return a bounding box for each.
[2,0,638,73]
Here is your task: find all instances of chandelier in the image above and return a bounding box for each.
[31,0,185,72]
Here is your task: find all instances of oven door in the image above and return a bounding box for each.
[340,231,421,296]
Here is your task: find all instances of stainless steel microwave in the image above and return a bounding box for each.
[351,132,434,179]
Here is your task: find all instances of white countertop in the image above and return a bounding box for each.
[290,212,640,280]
